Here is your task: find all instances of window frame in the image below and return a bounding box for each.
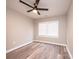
[38,21,59,38]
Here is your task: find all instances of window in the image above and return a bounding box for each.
[38,21,59,38]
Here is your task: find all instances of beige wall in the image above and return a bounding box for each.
[34,16,67,44]
[66,3,73,56]
[6,8,34,51]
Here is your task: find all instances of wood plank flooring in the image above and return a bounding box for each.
[6,42,70,59]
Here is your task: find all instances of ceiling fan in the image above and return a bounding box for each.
[19,0,48,15]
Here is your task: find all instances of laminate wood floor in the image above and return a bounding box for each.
[6,42,70,59]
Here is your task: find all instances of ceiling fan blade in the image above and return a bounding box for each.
[37,11,40,15]
[19,0,33,8]
[35,0,40,5]
[27,9,34,12]
[37,8,48,11]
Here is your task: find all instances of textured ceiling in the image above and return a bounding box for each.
[7,0,72,19]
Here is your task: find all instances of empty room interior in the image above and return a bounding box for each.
[6,0,73,59]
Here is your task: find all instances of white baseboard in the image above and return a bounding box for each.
[6,41,32,53]
[66,46,73,59]
[33,40,67,47]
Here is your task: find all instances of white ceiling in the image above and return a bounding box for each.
[7,0,72,19]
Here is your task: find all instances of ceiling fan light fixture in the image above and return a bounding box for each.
[19,0,48,15]
[32,9,37,14]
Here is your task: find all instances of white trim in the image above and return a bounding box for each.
[33,40,67,47]
[6,41,32,53]
[66,47,73,59]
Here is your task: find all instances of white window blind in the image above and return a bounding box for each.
[38,21,59,38]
